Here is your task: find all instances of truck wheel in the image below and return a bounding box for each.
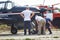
[11,24,17,34]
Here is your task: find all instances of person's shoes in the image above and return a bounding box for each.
[24,34,26,35]
[49,33,52,35]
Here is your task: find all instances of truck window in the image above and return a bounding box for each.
[0,3,5,9]
[7,3,12,9]
[54,10,60,13]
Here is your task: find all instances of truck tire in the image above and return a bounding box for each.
[11,24,17,34]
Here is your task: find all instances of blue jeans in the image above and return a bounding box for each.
[24,21,31,35]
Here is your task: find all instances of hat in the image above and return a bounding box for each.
[40,8,47,13]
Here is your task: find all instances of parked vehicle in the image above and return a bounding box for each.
[37,4,60,28]
[0,1,40,34]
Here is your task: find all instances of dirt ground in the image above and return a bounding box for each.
[0,28,60,40]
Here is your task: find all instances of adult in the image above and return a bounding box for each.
[45,10,52,34]
[35,15,46,35]
[20,7,34,35]
[45,18,52,34]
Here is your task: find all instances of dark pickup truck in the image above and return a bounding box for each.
[0,1,40,34]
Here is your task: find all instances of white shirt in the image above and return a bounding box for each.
[35,15,45,21]
[22,10,32,21]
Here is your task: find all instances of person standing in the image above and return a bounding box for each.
[20,7,34,35]
[35,15,46,35]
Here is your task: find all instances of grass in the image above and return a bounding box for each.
[5,39,15,40]
[53,36,59,38]
[25,38,35,40]
[0,24,10,32]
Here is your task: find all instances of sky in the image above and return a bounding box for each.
[0,0,60,8]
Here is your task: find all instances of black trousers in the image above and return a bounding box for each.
[24,21,31,35]
[46,25,52,34]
